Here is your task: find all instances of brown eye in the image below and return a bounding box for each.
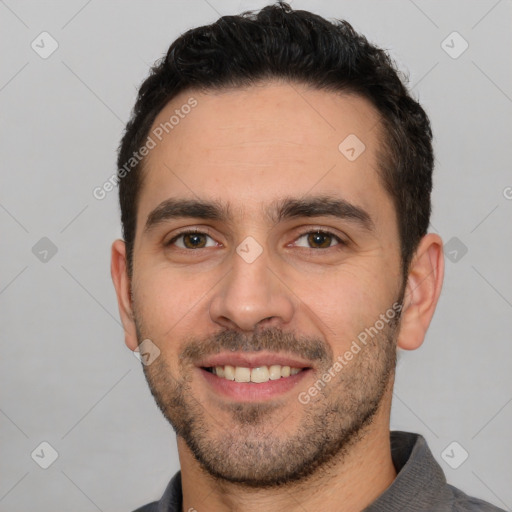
[182,233,207,248]
[295,230,342,249]
[308,232,333,248]
[167,231,216,249]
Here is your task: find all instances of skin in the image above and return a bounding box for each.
[111,81,444,512]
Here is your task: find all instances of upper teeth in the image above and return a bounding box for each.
[213,365,302,383]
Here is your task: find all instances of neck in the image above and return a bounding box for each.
[179,393,396,512]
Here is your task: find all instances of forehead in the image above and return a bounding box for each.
[137,82,392,228]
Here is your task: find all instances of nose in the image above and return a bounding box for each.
[209,245,295,333]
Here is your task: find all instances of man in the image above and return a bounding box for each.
[111,2,504,511]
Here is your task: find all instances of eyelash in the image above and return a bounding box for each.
[165,228,347,251]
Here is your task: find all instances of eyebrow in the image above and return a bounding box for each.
[143,195,375,233]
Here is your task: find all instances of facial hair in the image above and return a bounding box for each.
[136,296,403,488]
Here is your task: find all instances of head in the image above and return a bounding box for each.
[112,1,443,487]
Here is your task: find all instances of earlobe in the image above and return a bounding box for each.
[397,233,445,351]
[110,239,139,351]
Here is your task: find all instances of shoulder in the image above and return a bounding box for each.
[130,471,182,512]
[446,484,506,512]
[131,502,159,512]
[368,432,507,512]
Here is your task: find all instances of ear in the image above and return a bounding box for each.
[111,239,138,351]
[397,233,444,350]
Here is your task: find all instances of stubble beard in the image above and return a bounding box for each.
[137,301,401,488]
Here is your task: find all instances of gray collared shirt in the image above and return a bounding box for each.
[132,431,505,511]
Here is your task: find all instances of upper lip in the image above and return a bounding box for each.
[196,352,313,369]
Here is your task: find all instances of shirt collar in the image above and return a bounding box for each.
[363,431,448,511]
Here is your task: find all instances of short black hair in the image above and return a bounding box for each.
[117,1,433,279]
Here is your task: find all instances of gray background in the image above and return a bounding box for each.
[1,0,511,510]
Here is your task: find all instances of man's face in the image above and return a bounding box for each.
[129,82,404,485]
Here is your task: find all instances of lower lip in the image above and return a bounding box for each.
[199,368,311,402]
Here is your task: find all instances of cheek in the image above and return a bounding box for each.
[294,264,397,349]
[133,269,208,340]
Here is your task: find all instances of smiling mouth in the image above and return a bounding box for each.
[203,364,307,383]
